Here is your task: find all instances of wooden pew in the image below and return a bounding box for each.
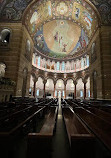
[0,106,46,136]
[27,106,58,158]
[74,107,111,152]
[85,107,111,124]
[62,107,95,158]
[0,106,46,158]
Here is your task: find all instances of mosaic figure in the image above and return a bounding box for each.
[75,7,80,19]
[83,11,93,30]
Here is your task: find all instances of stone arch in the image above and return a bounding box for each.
[66,77,74,84]
[37,74,45,82]
[56,77,65,83]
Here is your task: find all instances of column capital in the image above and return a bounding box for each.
[53,80,56,86]
[43,80,47,85]
[73,80,77,85]
[82,79,87,84]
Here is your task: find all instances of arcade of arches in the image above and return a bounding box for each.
[0,0,111,101]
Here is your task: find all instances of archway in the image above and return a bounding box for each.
[76,78,84,99]
[45,79,54,98]
[36,77,44,98]
[56,79,64,99]
[66,79,74,99]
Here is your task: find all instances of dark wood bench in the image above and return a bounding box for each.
[27,106,58,158]
[0,106,46,136]
[74,107,111,152]
[85,107,111,124]
[62,107,95,158]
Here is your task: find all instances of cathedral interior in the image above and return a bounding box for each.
[0,0,111,158]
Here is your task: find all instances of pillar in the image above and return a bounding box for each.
[53,82,56,98]
[64,81,67,99]
[84,82,86,99]
[73,81,77,99]
[43,80,46,98]
[33,80,37,97]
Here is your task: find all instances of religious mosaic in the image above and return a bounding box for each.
[34,20,88,58]
[0,0,31,21]
[91,0,111,24]
[25,0,98,41]
[0,0,111,25]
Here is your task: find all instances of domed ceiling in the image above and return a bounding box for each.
[34,20,88,58]
[24,0,99,58]
[1,0,111,59]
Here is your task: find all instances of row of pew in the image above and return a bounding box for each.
[64,99,111,158]
[0,98,58,158]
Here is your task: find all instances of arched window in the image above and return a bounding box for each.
[56,62,60,71]
[37,89,39,96]
[0,63,6,77]
[86,55,89,66]
[80,90,83,97]
[62,90,64,97]
[0,29,11,47]
[81,58,84,68]
[88,90,90,97]
[38,56,41,67]
[62,61,65,71]
[26,40,31,53]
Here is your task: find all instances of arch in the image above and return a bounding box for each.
[46,76,55,83]
[76,78,84,98]
[26,39,31,53]
[36,74,45,81]
[66,77,74,84]
[66,79,74,99]
[45,79,54,98]
[0,28,11,45]
[56,77,65,83]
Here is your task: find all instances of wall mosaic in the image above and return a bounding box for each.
[0,0,111,24]
[25,0,98,40]
[0,0,31,21]
[91,0,111,24]
[34,20,88,58]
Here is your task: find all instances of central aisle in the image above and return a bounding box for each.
[52,98,71,158]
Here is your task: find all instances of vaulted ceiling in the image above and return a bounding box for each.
[0,0,111,24]
[0,0,111,59]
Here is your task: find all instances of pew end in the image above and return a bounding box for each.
[71,134,96,158]
[27,133,53,158]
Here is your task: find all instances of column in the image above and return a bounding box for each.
[84,82,86,99]
[73,81,77,99]
[43,80,46,98]
[53,82,56,98]
[33,80,37,97]
[64,81,67,99]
